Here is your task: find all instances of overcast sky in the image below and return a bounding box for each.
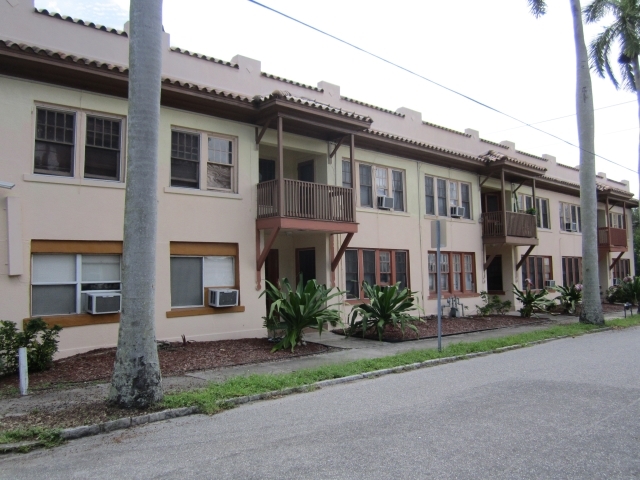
[37,0,639,195]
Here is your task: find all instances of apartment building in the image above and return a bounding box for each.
[0,1,636,357]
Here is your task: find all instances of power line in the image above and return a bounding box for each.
[248,0,638,175]
[487,100,636,134]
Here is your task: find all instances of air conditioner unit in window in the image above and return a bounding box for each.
[545,280,556,288]
[450,206,465,218]
[208,288,239,307]
[86,293,121,314]
[613,278,621,286]
[377,196,394,210]
[565,222,575,232]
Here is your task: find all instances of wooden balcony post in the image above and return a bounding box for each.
[605,196,609,227]
[277,116,284,216]
[350,134,356,222]
[531,177,537,239]
[501,169,507,236]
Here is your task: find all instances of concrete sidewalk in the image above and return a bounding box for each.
[0,312,625,415]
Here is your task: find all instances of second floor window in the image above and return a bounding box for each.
[560,202,581,232]
[171,131,200,188]
[425,176,472,219]
[516,194,550,229]
[342,160,352,189]
[358,164,405,211]
[85,116,121,181]
[609,212,625,229]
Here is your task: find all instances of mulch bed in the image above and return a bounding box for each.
[334,315,553,342]
[0,338,333,391]
[601,303,627,314]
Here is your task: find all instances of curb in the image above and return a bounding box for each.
[6,325,615,449]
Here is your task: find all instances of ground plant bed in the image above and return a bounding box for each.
[0,338,334,393]
[334,315,553,342]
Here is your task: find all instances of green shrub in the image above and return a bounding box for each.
[348,282,422,341]
[0,318,62,376]
[555,284,583,314]
[476,291,512,316]
[260,277,343,353]
[513,284,553,318]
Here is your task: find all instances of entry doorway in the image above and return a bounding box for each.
[264,249,279,312]
[296,248,316,287]
[482,193,502,213]
[486,255,503,293]
[297,160,314,183]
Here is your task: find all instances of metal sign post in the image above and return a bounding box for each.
[436,220,442,352]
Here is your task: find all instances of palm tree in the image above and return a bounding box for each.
[584,0,640,200]
[528,0,605,324]
[109,0,164,408]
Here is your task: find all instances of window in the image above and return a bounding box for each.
[516,195,550,229]
[344,249,409,299]
[612,258,631,281]
[171,129,237,192]
[31,254,121,316]
[34,107,124,181]
[609,212,625,229]
[428,252,476,295]
[425,176,472,219]
[170,242,240,308]
[358,164,405,211]
[560,202,581,232]
[561,257,583,286]
[342,160,352,189]
[521,255,552,290]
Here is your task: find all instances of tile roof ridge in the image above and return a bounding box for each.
[170,47,238,68]
[340,96,404,117]
[421,120,470,137]
[261,72,323,92]
[34,8,128,37]
[255,91,372,122]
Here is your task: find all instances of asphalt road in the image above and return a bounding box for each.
[3,327,640,479]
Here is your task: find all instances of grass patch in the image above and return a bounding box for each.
[163,316,640,414]
[0,427,62,448]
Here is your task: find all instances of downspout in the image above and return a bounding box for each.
[417,161,426,309]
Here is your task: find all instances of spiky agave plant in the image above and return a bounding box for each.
[348,282,422,341]
[260,277,343,352]
[555,284,583,314]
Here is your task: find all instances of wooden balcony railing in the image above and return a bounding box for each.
[598,227,627,249]
[257,179,355,223]
[482,211,537,238]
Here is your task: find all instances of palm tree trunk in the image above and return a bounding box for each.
[109,0,164,407]
[634,57,640,204]
[571,0,604,325]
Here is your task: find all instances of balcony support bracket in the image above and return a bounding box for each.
[484,254,496,271]
[479,173,494,187]
[255,226,281,290]
[255,117,275,145]
[512,179,526,195]
[609,251,624,271]
[331,232,354,272]
[516,245,536,271]
[329,136,348,160]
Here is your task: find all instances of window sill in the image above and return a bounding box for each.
[560,231,582,236]
[356,207,410,217]
[23,313,120,329]
[428,292,480,300]
[538,228,552,233]
[164,187,242,200]
[23,174,125,189]
[166,305,245,318]
[423,215,475,224]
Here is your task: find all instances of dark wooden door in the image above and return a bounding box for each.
[259,159,276,183]
[297,248,316,286]
[482,193,501,213]
[264,249,279,313]
[297,160,314,182]
[486,255,503,293]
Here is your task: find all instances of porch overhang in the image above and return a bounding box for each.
[482,236,539,247]
[256,216,358,235]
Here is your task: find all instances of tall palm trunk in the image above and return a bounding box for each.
[634,57,640,203]
[109,0,164,407]
[571,0,604,325]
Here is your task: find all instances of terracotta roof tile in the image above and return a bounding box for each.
[255,91,372,122]
[170,47,238,68]
[341,96,404,117]
[261,72,322,92]
[0,39,128,73]
[480,138,509,148]
[161,78,253,102]
[516,150,546,161]
[480,150,546,172]
[365,129,485,163]
[35,8,127,37]
[421,121,470,137]
[557,162,580,171]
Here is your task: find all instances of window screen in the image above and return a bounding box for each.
[170,257,203,307]
[171,131,200,188]
[34,108,75,176]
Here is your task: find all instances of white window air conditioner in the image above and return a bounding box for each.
[613,278,621,286]
[377,196,394,210]
[86,292,121,314]
[208,288,239,307]
[565,222,575,232]
[571,222,578,232]
[545,280,556,288]
[450,206,465,218]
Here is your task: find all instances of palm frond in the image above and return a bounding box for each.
[584,0,618,23]
[527,0,547,18]
[589,25,622,87]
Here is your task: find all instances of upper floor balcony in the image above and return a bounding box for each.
[597,227,627,252]
[482,211,538,246]
[256,179,357,233]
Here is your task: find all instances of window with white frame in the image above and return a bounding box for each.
[609,212,625,229]
[516,194,550,229]
[559,202,581,232]
[31,254,121,316]
[342,160,352,189]
[34,106,124,181]
[358,164,405,211]
[170,255,236,307]
[425,176,472,219]
[170,129,237,192]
